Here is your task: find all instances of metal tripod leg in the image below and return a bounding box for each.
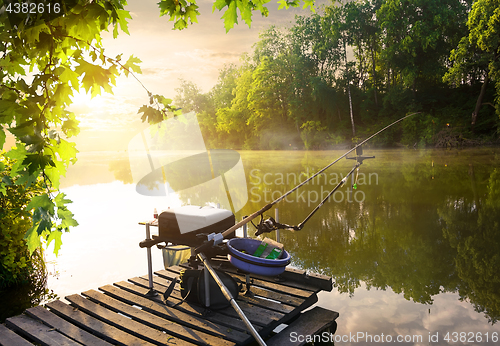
[197,252,267,346]
[145,223,157,297]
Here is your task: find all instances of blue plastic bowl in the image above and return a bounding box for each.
[227,238,291,276]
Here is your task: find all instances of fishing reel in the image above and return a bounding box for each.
[253,215,301,236]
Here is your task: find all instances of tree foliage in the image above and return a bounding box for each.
[0,153,47,286]
[1,0,132,255]
[0,0,321,275]
[174,0,499,150]
[0,0,182,261]
[157,0,315,32]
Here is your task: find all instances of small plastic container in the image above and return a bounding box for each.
[227,238,291,276]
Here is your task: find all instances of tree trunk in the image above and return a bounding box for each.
[370,41,378,107]
[344,40,356,138]
[471,72,489,133]
[386,66,390,92]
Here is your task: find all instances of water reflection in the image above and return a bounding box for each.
[54,148,500,338]
[440,167,500,324]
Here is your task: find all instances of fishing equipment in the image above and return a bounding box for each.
[226,238,291,276]
[160,244,191,268]
[140,205,236,250]
[157,206,235,247]
[252,237,284,259]
[196,252,268,345]
[253,141,377,235]
[175,268,242,310]
[194,112,420,253]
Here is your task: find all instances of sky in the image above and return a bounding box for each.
[67,0,324,151]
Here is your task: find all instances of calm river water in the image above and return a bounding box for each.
[26,148,500,344]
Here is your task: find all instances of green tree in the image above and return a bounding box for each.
[445,0,500,131]
[341,0,383,105]
[1,0,317,265]
[174,79,208,114]
[250,56,289,126]
[377,0,469,95]
[216,65,254,147]
[157,0,315,32]
[204,64,240,147]
[0,0,137,255]
[0,153,48,287]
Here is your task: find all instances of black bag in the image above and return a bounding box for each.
[179,268,240,310]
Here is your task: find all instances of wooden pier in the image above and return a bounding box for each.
[0,258,338,345]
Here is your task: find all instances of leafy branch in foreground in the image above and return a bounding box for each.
[157,0,315,32]
[0,0,172,257]
[1,0,317,266]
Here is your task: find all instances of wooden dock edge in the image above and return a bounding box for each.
[266,306,339,346]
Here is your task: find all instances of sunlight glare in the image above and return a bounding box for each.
[69,90,106,110]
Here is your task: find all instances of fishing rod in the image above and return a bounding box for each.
[195,112,419,254]
[254,162,362,235]
[253,142,380,234]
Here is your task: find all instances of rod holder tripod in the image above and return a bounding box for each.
[346,145,375,164]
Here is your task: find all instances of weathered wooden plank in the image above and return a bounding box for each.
[5,314,80,346]
[232,290,294,314]
[128,276,184,301]
[113,280,259,334]
[81,289,234,346]
[128,276,284,327]
[121,277,301,343]
[140,274,295,314]
[266,307,339,346]
[227,274,313,299]
[202,257,333,292]
[46,299,155,346]
[128,276,283,327]
[65,294,193,346]
[97,284,251,344]
[24,305,112,346]
[156,269,306,307]
[166,266,313,299]
[244,286,305,307]
[301,272,333,292]
[0,323,33,346]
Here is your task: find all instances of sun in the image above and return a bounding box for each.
[69,90,105,110]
